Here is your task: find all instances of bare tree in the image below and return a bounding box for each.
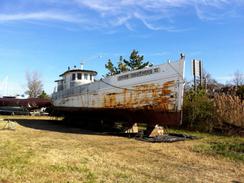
[25,71,43,98]
[232,70,244,86]
[202,70,223,91]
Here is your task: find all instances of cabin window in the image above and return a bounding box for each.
[90,75,92,81]
[77,73,82,80]
[84,73,88,80]
[118,74,129,81]
[154,68,160,73]
[72,73,76,80]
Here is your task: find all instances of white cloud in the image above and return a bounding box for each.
[74,0,115,12]
[0,11,81,23]
[0,0,242,31]
[71,0,242,30]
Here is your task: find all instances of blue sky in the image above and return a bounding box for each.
[0,0,244,96]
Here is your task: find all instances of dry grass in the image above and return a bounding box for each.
[214,94,244,128]
[0,116,243,183]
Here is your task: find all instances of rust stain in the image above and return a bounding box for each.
[123,89,128,106]
[163,80,175,87]
[103,80,176,111]
[161,89,171,96]
[104,93,117,107]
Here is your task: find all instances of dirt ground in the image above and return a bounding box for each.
[0,116,243,183]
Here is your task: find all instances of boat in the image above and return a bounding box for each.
[0,97,52,115]
[52,54,185,132]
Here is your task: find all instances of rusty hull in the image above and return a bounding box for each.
[103,80,176,111]
[53,80,182,127]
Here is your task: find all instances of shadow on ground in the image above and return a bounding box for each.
[3,118,201,143]
[15,119,93,134]
[9,118,133,137]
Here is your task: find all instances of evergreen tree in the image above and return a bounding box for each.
[105,50,152,76]
[105,59,118,76]
[38,90,50,99]
[123,49,150,70]
[118,56,129,73]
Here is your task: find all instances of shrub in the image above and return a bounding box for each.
[236,85,244,100]
[182,89,215,132]
[182,89,244,134]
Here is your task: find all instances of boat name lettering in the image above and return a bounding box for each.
[118,68,160,81]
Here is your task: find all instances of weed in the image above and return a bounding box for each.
[214,94,244,128]
[193,139,244,161]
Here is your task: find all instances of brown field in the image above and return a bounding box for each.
[0,116,243,183]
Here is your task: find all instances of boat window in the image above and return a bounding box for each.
[118,74,129,81]
[90,75,92,81]
[84,73,88,80]
[154,68,160,73]
[72,73,76,80]
[77,73,82,80]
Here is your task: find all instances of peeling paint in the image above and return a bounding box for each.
[103,81,176,111]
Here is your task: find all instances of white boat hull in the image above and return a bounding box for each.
[52,57,185,127]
